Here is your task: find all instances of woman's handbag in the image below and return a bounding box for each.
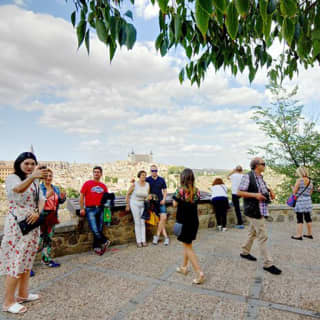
[287,179,311,208]
[146,211,159,226]
[173,222,183,237]
[11,183,44,236]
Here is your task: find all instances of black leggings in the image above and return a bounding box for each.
[212,198,228,228]
[296,212,312,224]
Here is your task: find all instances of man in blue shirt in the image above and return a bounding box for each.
[146,164,169,245]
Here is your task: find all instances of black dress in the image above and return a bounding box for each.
[173,187,200,244]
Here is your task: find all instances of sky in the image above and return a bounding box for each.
[1,0,320,169]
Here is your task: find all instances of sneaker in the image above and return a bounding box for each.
[222,228,227,232]
[164,237,170,246]
[152,235,159,245]
[235,225,244,229]
[94,248,102,255]
[47,261,61,268]
[240,253,257,261]
[102,240,112,253]
[30,270,35,277]
[263,265,282,275]
[217,226,222,231]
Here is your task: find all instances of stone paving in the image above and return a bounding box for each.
[0,221,320,320]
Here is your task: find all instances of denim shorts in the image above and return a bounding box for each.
[159,205,167,214]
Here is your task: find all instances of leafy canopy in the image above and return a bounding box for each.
[70,0,320,86]
[251,82,320,203]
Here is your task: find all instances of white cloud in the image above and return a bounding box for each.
[1,5,317,168]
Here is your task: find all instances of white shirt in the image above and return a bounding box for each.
[211,185,228,199]
[131,181,149,202]
[230,173,243,195]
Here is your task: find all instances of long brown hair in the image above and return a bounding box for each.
[180,168,195,202]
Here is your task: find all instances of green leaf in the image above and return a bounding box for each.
[119,23,127,47]
[280,0,296,17]
[267,0,277,14]
[311,29,320,41]
[125,10,133,20]
[85,29,90,55]
[259,0,268,22]
[186,46,192,59]
[179,68,185,84]
[235,0,250,17]
[155,34,162,50]
[174,15,182,42]
[195,0,212,37]
[313,39,320,58]
[160,38,168,56]
[212,0,227,13]
[76,20,86,49]
[297,36,312,58]
[263,14,272,40]
[226,1,239,40]
[282,18,295,46]
[96,20,108,43]
[71,11,76,28]
[109,41,117,62]
[294,22,301,41]
[126,23,137,50]
[255,14,263,36]
[157,0,169,13]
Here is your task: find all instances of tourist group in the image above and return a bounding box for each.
[0,152,314,314]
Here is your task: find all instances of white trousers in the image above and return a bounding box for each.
[130,200,146,244]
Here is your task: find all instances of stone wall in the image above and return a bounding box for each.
[1,201,320,259]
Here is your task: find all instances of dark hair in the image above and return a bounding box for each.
[180,168,195,202]
[250,158,261,170]
[137,170,147,178]
[93,166,103,173]
[14,152,38,180]
[212,178,224,186]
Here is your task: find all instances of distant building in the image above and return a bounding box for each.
[0,161,14,180]
[128,150,153,163]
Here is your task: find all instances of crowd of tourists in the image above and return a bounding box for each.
[0,152,315,314]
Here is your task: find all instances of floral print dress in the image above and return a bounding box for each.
[0,174,43,278]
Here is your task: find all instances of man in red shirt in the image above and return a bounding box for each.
[80,166,111,255]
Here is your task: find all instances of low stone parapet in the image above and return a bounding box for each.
[1,197,320,259]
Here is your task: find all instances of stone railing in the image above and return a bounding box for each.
[1,195,320,259]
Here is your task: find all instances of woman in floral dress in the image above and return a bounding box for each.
[0,152,47,314]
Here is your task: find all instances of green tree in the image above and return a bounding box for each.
[70,0,320,85]
[251,82,320,203]
[104,176,111,183]
[112,177,118,184]
[168,166,185,174]
[0,178,4,184]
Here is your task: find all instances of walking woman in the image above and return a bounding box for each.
[0,152,47,314]
[291,166,313,240]
[173,168,204,284]
[126,170,150,247]
[39,168,66,267]
[211,178,229,232]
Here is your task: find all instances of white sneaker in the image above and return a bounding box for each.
[152,235,159,245]
[217,226,222,231]
[222,228,227,232]
[164,237,170,246]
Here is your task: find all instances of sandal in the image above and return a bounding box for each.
[176,266,188,275]
[193,272,205,285]
[16,293,40,303]
[2,302,27,314]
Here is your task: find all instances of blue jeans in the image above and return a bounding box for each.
[86,207,107,249]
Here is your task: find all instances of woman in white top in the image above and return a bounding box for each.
[126,170,150,247]
[0,152,47,314]
[211,178,229,231]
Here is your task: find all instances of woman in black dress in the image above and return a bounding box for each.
[173,168,205,284]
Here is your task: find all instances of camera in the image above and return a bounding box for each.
[263,192,271,204]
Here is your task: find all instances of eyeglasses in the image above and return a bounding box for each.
[151,169,158,172]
